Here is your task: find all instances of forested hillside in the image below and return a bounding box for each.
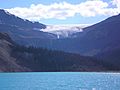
[0,32,107,72]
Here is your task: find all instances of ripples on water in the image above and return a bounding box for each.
[0,72,120,90]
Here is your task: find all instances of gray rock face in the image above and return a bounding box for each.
[0,33,30,72]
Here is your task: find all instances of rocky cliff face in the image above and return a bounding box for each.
[0,33,30,72]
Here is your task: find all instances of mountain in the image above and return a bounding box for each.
[1,9,120,57]
[0,9,120,72]
[0,32,30,72]
[0,9,46,29]
[0,23,57,46]
[74,14,120,56]
[0,32,107,72]
[48,13,120,56]
[0,9,58,47]
[0,9,89,53]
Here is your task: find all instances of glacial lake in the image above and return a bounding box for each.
[0,72,120,90]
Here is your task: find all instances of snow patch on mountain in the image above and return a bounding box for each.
[41,24,90,38]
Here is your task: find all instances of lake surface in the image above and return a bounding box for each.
[0,72,120,90]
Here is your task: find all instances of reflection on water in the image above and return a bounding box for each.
[0,72,120,90]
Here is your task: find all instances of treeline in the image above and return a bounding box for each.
[11,45,104,72]
[95,48,120,71]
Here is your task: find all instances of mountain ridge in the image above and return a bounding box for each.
[0,9,120,71]
[0,9,46,29]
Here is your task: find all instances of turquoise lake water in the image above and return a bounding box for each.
[0,72,120,90]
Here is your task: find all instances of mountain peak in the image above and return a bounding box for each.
[0,9,5,12]
[0,9,46,29]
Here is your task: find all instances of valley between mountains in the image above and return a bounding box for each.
[0,9,120,72]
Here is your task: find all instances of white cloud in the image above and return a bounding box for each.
[112,0,120,9]
[6,0,120,21]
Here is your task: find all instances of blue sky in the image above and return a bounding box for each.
[0,0,120,25]
[0,0,85,8]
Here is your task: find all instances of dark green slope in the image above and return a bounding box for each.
[0,32,106,72]
[95,48,120,70]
